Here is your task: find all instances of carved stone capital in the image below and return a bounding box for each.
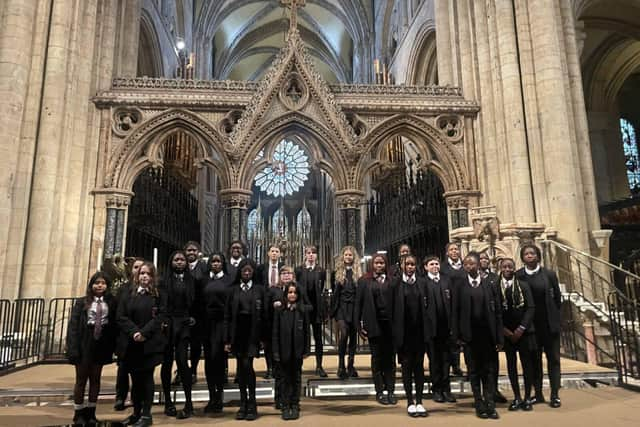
[443,190,481,208]
[336,190,366,209]
[470,205,500,242]
[220,189,253,209]
[92,188,134,208]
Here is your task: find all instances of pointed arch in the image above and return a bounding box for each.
[406,25,438,85]
[108,109,231,192]
[357,115,472,193]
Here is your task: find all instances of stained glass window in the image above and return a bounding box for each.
[621,118,640,191]
[247,209,258,240]
[254,139,310,197]
[272,206,288,236]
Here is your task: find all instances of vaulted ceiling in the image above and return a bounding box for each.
[194,0,373,83]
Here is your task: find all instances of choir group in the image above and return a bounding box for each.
[65,240,562,425]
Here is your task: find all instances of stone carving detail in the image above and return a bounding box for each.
[436,115,463,142]
[470,206,500,243]
[219,110,243,135]
[279,72,309,110]
[112,77,259,91]
[113,108,142,137]
[220,190,252,209]
[345,112,368,138]
[336,191,366,209]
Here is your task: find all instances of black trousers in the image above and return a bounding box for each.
[428,335,452,393]
[337,320,357,367]
[273,360,282,405]
[236,356,256,404]
[369,324,395,394]
[311,321,324,367]
[504,338,535,400]
[189,321,204,375]
[161,321,192,406]
[464,331,497,408]
[203,323,226,401]
[115,360,130,401]
[400,349,425,404]
[531,332,561,397]
[263,330,274,373]
[280,358,303,407]
[130,368,155,417]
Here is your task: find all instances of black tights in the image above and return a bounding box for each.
[161,335,192,407]
[311,322,324,367]
[237,356,256,404]
[337,320,357,367]
[131,369,155,417]
[74,364,103,404]
[400,350,425,404]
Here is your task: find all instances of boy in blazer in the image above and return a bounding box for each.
[452,252,504,419]
[440,242,465,377]
[423,256,457,403]
[257,245,284,379]
[498,257,536,411]
[295,245,327,377]
[272,283,311,420]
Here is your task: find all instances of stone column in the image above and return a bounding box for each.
[92,189,132,270]
[336,191,365,256]
[115,0,141,77]
[220,189,252,251]
[0,0,39,299]
[434,0,453,85]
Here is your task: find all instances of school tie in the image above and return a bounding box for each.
[241,283,249,292]
[376,275,384,284]
[433,275,440,283]
[270,265,277,286]
[94,298,103,339]
[407,276,415,285]
[471,279,479,288]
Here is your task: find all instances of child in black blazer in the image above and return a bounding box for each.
[355,253,397,405]
[272,282,311,420]
[224,259,266,421]
[392,255,436,417]
[452,252,503,420]
[498,257,536,411]
[66,271,117,425]
[117,262,168,427]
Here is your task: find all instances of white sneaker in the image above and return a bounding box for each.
[416,404,428,417]
[407,404,417,417]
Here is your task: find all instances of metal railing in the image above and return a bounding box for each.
[0,299,45,372]
[43,298,77,359]
[608,291,640,390]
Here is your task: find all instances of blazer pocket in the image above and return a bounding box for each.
[255,299,262,311]
[296,319,304,330]
[489,300,495,312]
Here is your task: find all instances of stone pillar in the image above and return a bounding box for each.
[91,190,132,272]
[336,191,365,256]
[583,320,598,365]
[434,0,453,85]
[115,0,141,77]
[220,189,252,251]
[0,0,39,299]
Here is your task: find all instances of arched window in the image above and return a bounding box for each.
[621,118,640,191]
[296,205,312,242]
[254,139,310,197]
[247,209,258,241]
[272,206,288,236]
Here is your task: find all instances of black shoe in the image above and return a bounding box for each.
[176,405,193,419]
[495,391,508,404]
[245,402,258,421]
[114,400,126,411]
[164,404,177,417]
[132,416,153,427]
[281,406,291,420]
[275,399,283,410]
[509,399,522,411]
[520,399,533,411]
[531,394,546,405]
[85,407,98,424]
[475,401,489,419]
[387,393,398,405]
[204,402,216,413]
[337,367,348,380]
[452,366,464,377]
[316,366,328,378]
[433,391,445,403]
[487,408,500,419]
[72,408,87,425]
[236,404,247,420]
[264,368,272,380]
[376,392,389,405]
[123,413,140,425]
[550,397,561,408]
[348,366,359,378]
[290,405,300,420]
[443,392,457,403]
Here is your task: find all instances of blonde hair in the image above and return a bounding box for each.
[334,246,362,284]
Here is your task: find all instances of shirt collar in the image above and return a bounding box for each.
[502,277,514,288]
[93,296,104,302]
[402,273,415,283]
[241,280,253,290]
[211,271,224,279]
[189,260,198,270]
[468,274,481,287]
[525,264,541,275]
[449,258,462,269]
[306,263,316,270]
[230,257,242,266]
[137,286,148,294]
[428,272,440,281]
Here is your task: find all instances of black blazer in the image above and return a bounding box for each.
[223,283,266,357]
[116,290,168,359]
[440,262,465,280]
[425,274,454,332]
[295,265,326,323]
[257,262,285,287]
[515,267,562,334]
[225,258,246,282]
[391,276,437,350]
[451,275,504,346]
[354,275,393,339]
[498,276,536,334]
[330,270,358,319]
[158,273,195,318]
[189,260,209,320]
[203,273,234,322]
[272,305,311,363]
[66,294,118,365]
